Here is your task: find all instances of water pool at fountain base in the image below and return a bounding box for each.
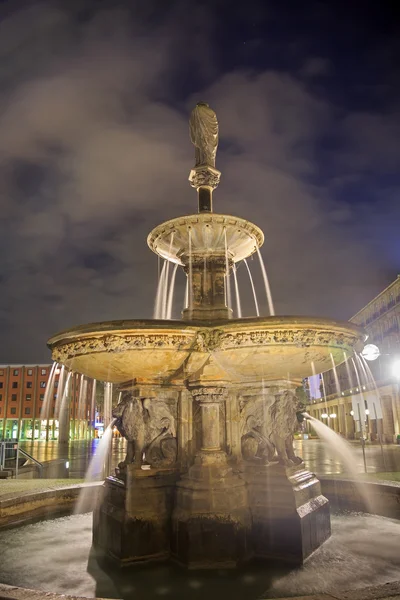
[1,512,400,599]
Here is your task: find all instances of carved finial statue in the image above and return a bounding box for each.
[189,102,219,168]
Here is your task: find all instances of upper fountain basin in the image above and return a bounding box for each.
[48,316,366,385]
[147,213,264,264]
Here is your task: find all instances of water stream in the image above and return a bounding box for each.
[244,258,260,316]
[74,420,116,514]
[304,413,372,511]
[256,247,275,316]
[41,362,57,432]
[232,265,242,318]
[224,227,232,311]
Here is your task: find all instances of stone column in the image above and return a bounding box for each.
[172,385,251,568]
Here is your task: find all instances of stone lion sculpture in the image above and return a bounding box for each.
[112,394,177,472]
[240,396,275,464]
[269,390,303,467]
[240,391,303,467]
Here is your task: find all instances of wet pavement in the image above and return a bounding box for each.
[17,437,400,479]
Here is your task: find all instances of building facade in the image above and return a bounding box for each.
[0,365,95,441]
[307,275,400,442]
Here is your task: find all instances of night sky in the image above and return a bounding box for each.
[0,0,399,363]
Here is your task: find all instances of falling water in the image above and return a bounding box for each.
[166,263,178,319]
[184,274,189,309]
[90,379,97,433]
[103,382,113,429]
[224,227,232,311]
[154,261,167,319]
[41,362,57,437]
[351,357,367,435]
[74,419,116,514]
[57,371,72,418]
[54,365,65,418]
[360,354,382,412]
[256,247,275,316]
[188,228,193,310]
[356,353,370,392]
[244,258,260,316]
[232,265,242,318]
[330,353,342,396]
[160,234,175,319]
[343,351,355,391]
[77,374,85,422]
[304,414,372,511]
[320,372,329,413]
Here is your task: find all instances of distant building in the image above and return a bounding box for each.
[307,275,400,442]
[0,365,95,441]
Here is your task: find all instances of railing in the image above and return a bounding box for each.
[0,440,43,478]
[16,448,44,478]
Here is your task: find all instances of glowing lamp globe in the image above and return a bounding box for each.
[361,344,380,362]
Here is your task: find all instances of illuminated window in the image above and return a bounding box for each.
[13,370,19,376]
[10,407,16,415]
[41,369,47,376]
[26,382,32,389]
[25,407,31,415]
[26,394,31,401]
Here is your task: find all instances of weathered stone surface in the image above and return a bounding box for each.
[93,468,177,566]
[244,464,330,564]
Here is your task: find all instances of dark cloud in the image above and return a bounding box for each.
[0,0,399,362]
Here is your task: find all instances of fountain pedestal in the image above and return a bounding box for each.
[93,467,177,565]
[244,463,331,564]
[172,385,251,568]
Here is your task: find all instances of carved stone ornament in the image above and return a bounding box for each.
[215,329,359,350]
[189,166,221,190]
[112,394,177,471]
[52,333,194,362]
[190,386,227,403]
[193,329,224,353]
[240,391,303,467]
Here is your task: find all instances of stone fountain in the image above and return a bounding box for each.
[48,102,366,569]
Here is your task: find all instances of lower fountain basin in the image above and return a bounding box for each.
[1,511,399,599]
[48,316,365,384]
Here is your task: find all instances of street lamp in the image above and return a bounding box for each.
[361,344,380,362]
[321,413,328,419]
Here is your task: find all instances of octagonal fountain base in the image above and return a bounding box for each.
[93,467,178,566]
[244,463,331,564]
[93,460,330,569]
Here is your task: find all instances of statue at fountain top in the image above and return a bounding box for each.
[189,102,219,168]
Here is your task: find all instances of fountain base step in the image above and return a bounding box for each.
[244,463,331,564]
[93,468,178,566]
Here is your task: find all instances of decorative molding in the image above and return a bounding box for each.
[189,165,221,190]
[190,386,227,403]
[51,333,194,362]
[215,329,359,351]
